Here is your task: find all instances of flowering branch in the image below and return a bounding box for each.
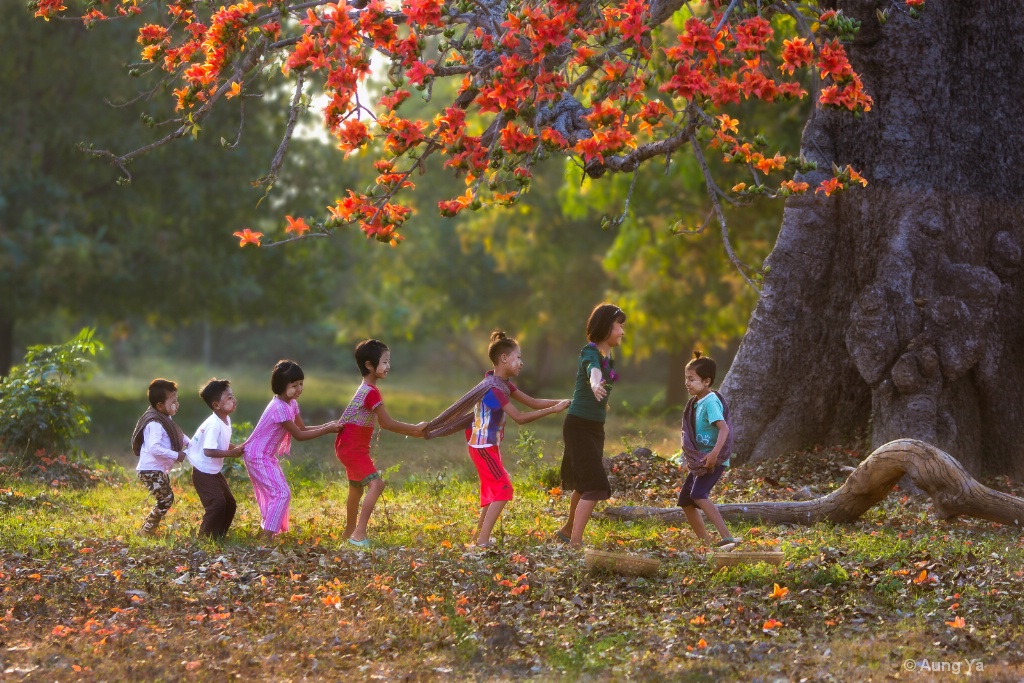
[32,0,896,258]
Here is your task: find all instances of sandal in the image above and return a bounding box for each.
[348,538,371,548]
[714,538,740,548]
[555,530,571,544]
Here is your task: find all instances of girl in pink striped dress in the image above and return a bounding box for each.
[244,360,340,541]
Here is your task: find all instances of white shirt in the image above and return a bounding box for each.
[137,421,189,473]
[188,413,232,475]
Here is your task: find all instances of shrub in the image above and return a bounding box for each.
[0,328,102,458]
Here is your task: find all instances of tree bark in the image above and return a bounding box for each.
[606,439,1024,528]
[722,1,1024,477]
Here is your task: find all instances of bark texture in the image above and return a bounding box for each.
[722,1,1024,476]
[606,439,1024,528]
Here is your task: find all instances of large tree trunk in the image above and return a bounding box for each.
[607,439,1024,528]
[722,1,1024,477]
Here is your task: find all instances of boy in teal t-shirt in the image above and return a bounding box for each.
[693,392,730,468]
[678,352,738,548]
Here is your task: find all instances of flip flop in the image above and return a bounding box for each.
[714,538,740,548]
[555,531,571,544]
[348,538,371,548]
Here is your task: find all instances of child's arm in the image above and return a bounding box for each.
[702,420,730,469]
[146,423,187,463]
[374,405,425,437]
[589,367,607,400]
[281,418,341,441]
[512,390,570,410]
[204,444,245,459]
[503,399,571,426]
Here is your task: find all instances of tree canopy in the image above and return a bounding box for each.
[30,0,895,274]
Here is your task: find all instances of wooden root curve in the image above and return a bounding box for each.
[605,439,1024,529]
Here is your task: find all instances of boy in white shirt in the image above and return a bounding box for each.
[130,379,189,536]
[188,379,243,538]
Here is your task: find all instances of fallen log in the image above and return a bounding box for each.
[605,439,1024,528]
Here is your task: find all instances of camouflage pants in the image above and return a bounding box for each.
[139,471,174,533]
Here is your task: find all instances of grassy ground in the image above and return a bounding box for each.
[2,434,1023,681]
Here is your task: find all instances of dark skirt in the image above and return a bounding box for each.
[560,413,610,501]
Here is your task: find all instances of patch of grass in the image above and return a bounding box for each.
[2,448,1024,681]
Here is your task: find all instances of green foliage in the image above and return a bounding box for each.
[512,427,560,489]
[0,328,102,455]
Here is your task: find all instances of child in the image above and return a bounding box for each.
[335,339,426,547]
[243,360,341,542]
[557,303,626,548]
[678,351,738,547]
[130,378,189,536]
[187,378,244,539]
[425,331,569,549]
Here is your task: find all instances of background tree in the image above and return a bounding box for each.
[1,5,364,374]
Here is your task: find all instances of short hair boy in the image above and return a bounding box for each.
[130,379,189,536]
[186,379,243,539]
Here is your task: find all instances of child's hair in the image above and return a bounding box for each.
[199,378,232,410]
[148,378,178,408]
[686,350,717,385]
[586,302,627,343]
[354,339,389,376]
[271,360,305,395]
[488,330,519,365]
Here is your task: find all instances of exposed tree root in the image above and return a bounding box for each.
[605,439,1024,528]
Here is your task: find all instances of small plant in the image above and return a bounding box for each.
[0,329,102,457]
[513,428,560,489]
[513,428,545,469]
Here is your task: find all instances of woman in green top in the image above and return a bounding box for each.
[556,303,626,548]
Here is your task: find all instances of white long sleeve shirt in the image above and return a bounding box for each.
[137,421,190,473]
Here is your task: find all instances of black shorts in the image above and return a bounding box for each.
[677,465,726,507]
[560,413,610,501]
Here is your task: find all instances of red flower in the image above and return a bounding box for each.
[405,60,434,86]
[781,37,814,74]
[284,216,310,236]
[233,228,263,247]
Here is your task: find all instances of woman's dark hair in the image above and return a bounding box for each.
[686,350,717,385]
[354,339,389,376]
[271,360,305,395]
[487,330,519,365]
[199,378,232,409]
[586,303,627,343]
[148,378,178,408]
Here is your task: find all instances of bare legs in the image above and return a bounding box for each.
[344,478,385,543]
[682,498,732,542]
[471,501,507,547]
[557,491,599,548]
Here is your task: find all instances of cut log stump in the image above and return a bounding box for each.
[606,439,1024,529]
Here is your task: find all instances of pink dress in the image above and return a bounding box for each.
[243,396,299,533]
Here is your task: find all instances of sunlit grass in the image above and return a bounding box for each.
[2,457,1023,680]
